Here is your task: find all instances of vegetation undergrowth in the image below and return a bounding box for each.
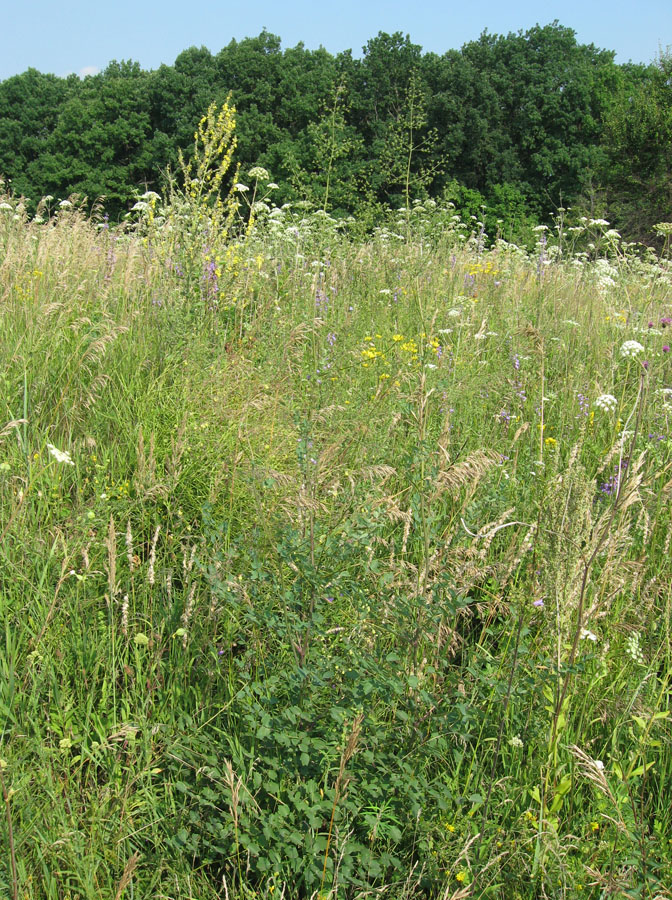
[1,106,672,900]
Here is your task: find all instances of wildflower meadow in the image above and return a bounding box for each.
[0,103,671,900]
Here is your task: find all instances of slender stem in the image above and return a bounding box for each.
[0,766,18,900]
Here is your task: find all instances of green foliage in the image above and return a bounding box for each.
[599,52,672,243]
[0,24,665,244]
[159,501,488,892]
[1,117,672,898]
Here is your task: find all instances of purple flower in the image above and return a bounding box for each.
[661,317,672,328]
[533,599,544,608]
[664,345,670,353]
[643,360,650,369]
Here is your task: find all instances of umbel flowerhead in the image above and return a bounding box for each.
[47,443,74,465]
[620,340,644,359]
[594,394,617,412]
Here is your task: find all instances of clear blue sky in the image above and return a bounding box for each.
[2,0,670,81]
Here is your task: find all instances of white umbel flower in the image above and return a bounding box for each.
[47,443,74,465]
[594,394,617,412]
[248,166,270,181]
[620,340,644,358]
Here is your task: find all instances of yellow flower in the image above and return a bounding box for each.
[392,334,404,342]
[456,871,467,883]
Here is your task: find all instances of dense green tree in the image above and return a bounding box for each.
[422,47,519,194]
[600,53,672,240]
[0,68,75,200]
[458,23,617,211]
[36,61,155,211]
[0,25,662,240]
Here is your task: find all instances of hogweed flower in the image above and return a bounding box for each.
[620,340,644,358]
[594,394,617,412]
[248,166,269,181]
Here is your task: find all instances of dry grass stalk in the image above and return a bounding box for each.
[433,449,501,501]
[147,525,160,586]
[321,712,364,891]
[121,595,129,637]
[114,851,139,900]
[182,582,198,647]
[125,520,135,571]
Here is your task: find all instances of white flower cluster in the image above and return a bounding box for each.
[580,628,598,642]
[593,258,618,293]
[620,340,645,358]
[594,394,617,412]
[47,443,74,465]
[248,166,270,180]
[625,631,645,665]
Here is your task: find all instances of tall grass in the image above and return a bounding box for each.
[0,184,671,900]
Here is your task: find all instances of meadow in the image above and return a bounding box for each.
[1,117,672,900]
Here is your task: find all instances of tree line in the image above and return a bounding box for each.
[1,22,670,241]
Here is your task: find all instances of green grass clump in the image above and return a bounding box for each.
[1,183,672,900]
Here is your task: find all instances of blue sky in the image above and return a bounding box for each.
[2,0,670,81]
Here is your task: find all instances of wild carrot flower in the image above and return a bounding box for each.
[47,443,74,465]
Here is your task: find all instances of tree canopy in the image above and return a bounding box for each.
[0,23,668,240]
